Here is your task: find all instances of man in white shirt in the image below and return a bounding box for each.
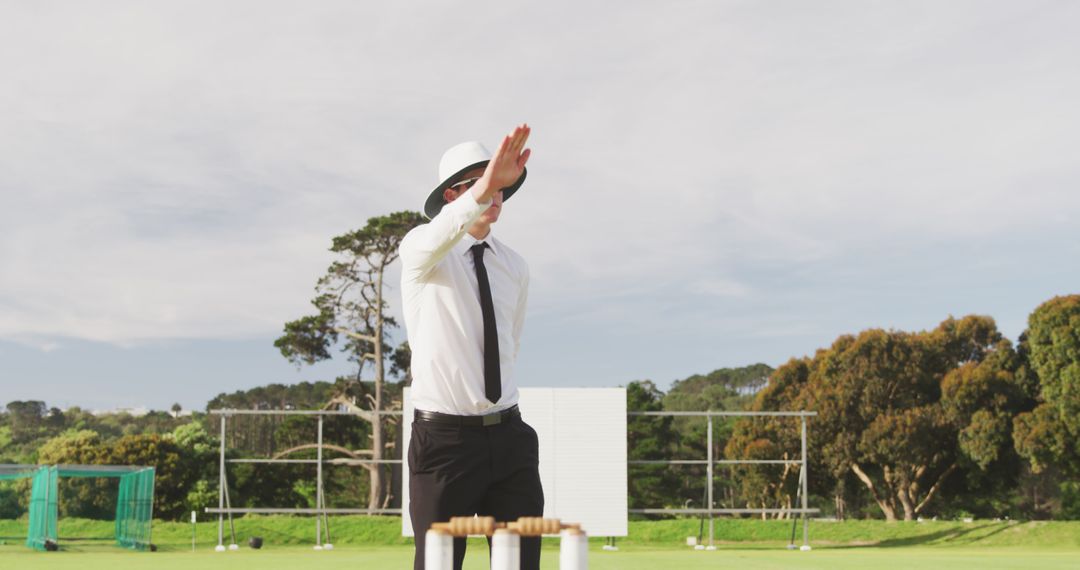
[399,124,543,570]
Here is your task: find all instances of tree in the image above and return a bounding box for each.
[171,422,222,513]
[34,430,195,520]
[1014,295,1080,477]
[664,364,774,513]
[104,434,192,520]
[206,381,339,458]
[6,401,47,443]
[35,431,112,518]
[275,210,425,510]
[663,364,773,412]
[389,341,412,385]
[625,381,679,514]
[724,361,808,518]
[731,316,1029,521]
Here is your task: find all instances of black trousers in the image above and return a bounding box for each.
[409,414,544,570]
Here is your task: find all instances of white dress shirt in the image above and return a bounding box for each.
[399,191,529,415]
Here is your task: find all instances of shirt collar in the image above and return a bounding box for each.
[458,232,499,257]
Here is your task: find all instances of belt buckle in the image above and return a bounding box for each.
[482,412,500,427]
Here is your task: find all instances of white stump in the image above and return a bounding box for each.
[425,529,453,570]
[491,529,521,570]
[559,528,588,570]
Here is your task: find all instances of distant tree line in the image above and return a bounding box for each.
[628,295,1080,521]
[0,403,209,520]
[1,261,1076,523]
[0,379,404,521]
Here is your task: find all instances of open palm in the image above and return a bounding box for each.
[483,123,531,191]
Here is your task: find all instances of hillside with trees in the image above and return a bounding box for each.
[2,296,1078,521]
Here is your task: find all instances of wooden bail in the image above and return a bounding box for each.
[431,516,583,537]
[507,517,582,536]
[431,516,498,537]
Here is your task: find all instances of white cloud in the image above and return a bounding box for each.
[688,278,751,299]
[1,0,1078,353]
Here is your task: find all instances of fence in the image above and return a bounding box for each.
[627,410,819,549]
[206,408,818,549]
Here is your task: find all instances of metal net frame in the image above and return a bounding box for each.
[0,464,155,551]
[626,411,819,550]
[206,409,404,550]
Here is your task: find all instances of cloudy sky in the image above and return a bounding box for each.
[1,1,1078,411]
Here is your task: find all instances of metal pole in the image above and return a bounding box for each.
[316,415,323,547]
[223,471,237,546]
[801,415,809,549]
[218,414,225,548]
[707,415,714,549]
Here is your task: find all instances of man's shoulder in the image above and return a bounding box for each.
[400,222,429,245]
[398,222,440,262]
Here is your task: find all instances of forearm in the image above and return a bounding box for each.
[400,191,490,275]
[469,173,501,204]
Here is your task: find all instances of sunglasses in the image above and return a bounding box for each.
[449,176,482,191]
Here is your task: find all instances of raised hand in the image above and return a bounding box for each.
[476,124,531,202]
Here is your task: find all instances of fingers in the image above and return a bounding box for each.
[490,124,531,173]
[496,134,512,161]
[510,124,530,156]
[487,135,512,177]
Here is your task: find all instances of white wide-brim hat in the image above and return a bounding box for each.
[424,141,527,219]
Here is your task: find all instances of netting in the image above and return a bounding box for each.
[114,468,155,549]
[0,464,155,551]
[27,466,58,550]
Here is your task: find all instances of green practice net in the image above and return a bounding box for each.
[28,466,58,550]
[114,468,155,549]
[0,464,155,551]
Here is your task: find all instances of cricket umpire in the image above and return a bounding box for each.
[399,124,544,570]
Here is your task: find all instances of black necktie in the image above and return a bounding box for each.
[470,243,502,404]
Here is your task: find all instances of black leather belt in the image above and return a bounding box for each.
[414,404,520,427]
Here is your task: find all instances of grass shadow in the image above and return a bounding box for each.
[828,522,1019,549]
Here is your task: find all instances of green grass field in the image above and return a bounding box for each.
[3,544,1079,570]
[1,517,1078,569]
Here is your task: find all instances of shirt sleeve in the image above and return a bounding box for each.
[512,260,530,359]
[399,192,491,279]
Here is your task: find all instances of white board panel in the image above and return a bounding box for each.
[401,387,627,537]
[550,389,627,535]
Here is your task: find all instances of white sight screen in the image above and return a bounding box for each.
[401,387,628,537]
